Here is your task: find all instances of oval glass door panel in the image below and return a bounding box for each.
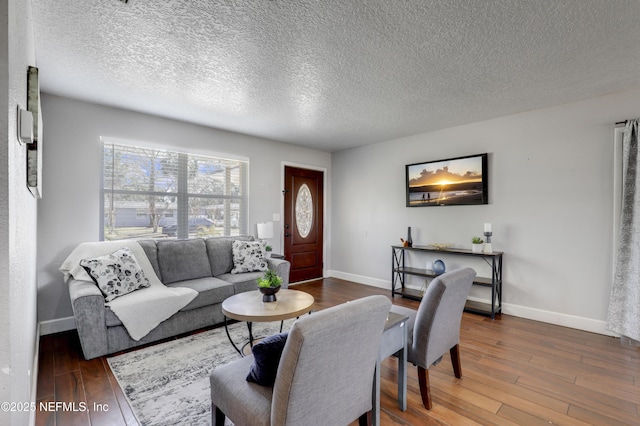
[295,183,313,238]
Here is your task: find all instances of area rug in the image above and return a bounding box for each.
[107,320,294,426]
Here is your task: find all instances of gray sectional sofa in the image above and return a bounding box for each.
[67,236,290,360]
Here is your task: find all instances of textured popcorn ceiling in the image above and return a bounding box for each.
[32,0,640,152]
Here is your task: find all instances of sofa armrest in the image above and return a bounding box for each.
[267,258,291,289]
[68,279,109,359]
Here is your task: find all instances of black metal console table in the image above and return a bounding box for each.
[391,245,503,319]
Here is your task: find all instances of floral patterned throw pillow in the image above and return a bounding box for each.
[80,247,151,302]
[231,240,268,274]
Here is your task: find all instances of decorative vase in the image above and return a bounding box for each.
[259,285,281,302]
[472,243,484,253]
[433,259,446,275]
[407,227,413,247]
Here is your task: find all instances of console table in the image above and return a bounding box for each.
[391,245,503,319]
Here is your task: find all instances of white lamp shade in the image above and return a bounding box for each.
[257,222,274,239]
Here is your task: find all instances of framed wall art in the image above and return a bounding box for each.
[406,153,488,207]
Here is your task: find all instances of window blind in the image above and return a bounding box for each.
[101,143,248,240]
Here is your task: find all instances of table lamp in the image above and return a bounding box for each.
[257,222,274,250]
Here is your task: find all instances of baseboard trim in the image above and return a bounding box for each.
[501,303,615,336]
[327,270,390,289]
[39,316,76,335]
[40,276,616,338]
[327,270,614,336]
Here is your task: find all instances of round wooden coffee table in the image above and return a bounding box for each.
[222,289,315,355]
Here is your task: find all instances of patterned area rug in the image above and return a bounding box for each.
[107,320,293,426]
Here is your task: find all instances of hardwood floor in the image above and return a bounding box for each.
[36,278,639,425]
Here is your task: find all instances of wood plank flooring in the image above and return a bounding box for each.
[36,278,640,425]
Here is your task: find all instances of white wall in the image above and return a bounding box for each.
[37,94,331,328]
[1,1,39,425]
[329,89,640,335]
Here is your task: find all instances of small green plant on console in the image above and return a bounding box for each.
[471,236,484,244]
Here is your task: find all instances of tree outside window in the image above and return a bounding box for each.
[101,143,248,240]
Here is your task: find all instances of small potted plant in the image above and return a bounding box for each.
[471,236,484,253]
[256,269,283,302]
[264,245,273,258]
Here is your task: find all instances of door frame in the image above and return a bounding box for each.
[280,161,328,280]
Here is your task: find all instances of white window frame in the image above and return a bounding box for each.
[100,141,249,240]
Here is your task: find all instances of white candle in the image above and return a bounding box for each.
[484,223,492,233]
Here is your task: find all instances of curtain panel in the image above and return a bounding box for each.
[607,119,640,341]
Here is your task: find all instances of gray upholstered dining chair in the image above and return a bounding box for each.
[210,295,392,426]
[390,267,476,410]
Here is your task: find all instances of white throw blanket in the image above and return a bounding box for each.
[60,240,198,341]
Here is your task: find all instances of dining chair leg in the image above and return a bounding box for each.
[450,344,462,378]
[417,366,432,410]
[213,406,226,426]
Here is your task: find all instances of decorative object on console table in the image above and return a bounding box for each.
[483,223,493,253]
[430,242,452,250]
[407,226,413,247]
[432,259,446,275]
[471,236,484,253]
[425,261,433,273]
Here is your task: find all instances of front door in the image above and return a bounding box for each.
[283,166,324,282]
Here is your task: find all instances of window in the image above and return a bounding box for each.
[101,142,248,240]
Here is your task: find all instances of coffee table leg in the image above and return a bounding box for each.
[247,322,254,347]
[224,316,242,356]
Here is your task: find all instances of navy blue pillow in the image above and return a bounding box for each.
[246,332,288,386]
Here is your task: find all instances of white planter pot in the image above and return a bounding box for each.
[472,243,484,253]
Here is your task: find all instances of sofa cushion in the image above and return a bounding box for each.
[79,247,151,302]
[137,239,162,281]
[217,271,265,294]
[205,237,235,276]
[231,240,268,274]
[205,236,257,276]
[157,239,212,284]
[167,277,235,311]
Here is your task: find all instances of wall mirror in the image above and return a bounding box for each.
[27,66,42,198]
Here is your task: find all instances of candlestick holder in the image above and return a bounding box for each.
[483,231,492,253]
